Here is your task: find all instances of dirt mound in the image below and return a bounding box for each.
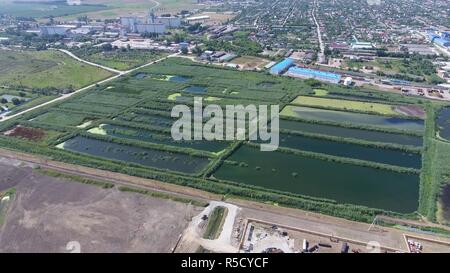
[394,105,426,119]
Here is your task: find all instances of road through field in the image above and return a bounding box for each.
[0,50,179,123]
[57,49,123,74]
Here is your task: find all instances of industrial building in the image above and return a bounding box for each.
[270,58,294,75]
[185,15,210,23]
[119,11,182,35]
[400,44,438,56]
[39,25,76,36]
[351,41,375,50]
[343,77,353,86]
[286,67,342,84]
[350,37,375,50]
[434,38,450,47]
[428,31,440,42]
[135,24,165,35]
[120,17,138,32]
[427,30,450,48]
[153,16,181,28]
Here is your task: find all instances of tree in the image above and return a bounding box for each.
[324,45,331,56]
[11,98,21,105]
[0,98,7,104]
[192,46,203,56]
[304,79,322,87]
[181,47,189,55]
[19,92,26,97]
[101,43,113,51]
[77,15,88,24]
[172,33,186,44]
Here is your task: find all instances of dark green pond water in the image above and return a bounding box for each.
[184,86,207,94]
[279,119,423,147]
[170,76,190,83]
[437,107,450,141]
[285,106,424,132]
[213,145,419,213]
[277,133,421,169]
[96,124,229,153]
[61,136,209,174]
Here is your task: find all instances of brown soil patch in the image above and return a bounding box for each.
[394,105,426,119]
[3,126,46,141]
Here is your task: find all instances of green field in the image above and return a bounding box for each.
[0,57,448,224]
[0,188,15,227]
[290,96,401,116]
[0,49,113,90]
[203,206,228,240]
[32,111,92,127]
[51,0,201,20]
[344,57,441,84]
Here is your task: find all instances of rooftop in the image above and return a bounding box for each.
[287,67,342,81]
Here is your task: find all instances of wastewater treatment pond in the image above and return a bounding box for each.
[213,145,419,213]
[58,136,209,174]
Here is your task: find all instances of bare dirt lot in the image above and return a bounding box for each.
[197,12,236,26]
[232,56,271,71]
[0,161,201,253]
[2,125,46,142]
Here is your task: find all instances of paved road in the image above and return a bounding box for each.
[0,50,179,123]
[57,49,124,74]
[312,0,325,64]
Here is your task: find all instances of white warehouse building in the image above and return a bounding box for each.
[153,16,181,28]
[135,23,166,34]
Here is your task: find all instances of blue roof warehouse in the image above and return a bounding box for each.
[270,58,294,75]
[286,67,342,84]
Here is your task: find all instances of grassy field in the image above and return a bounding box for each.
[344,57,440,83]
[32,111,90,127]
[203,206,228,240]
[76,50,168,71]
[0,188,15,227]
[0,49,113,90]
[0,0,108,18]
[290,96,401,116]
[54,0,203,20]
[313,88,329,96]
